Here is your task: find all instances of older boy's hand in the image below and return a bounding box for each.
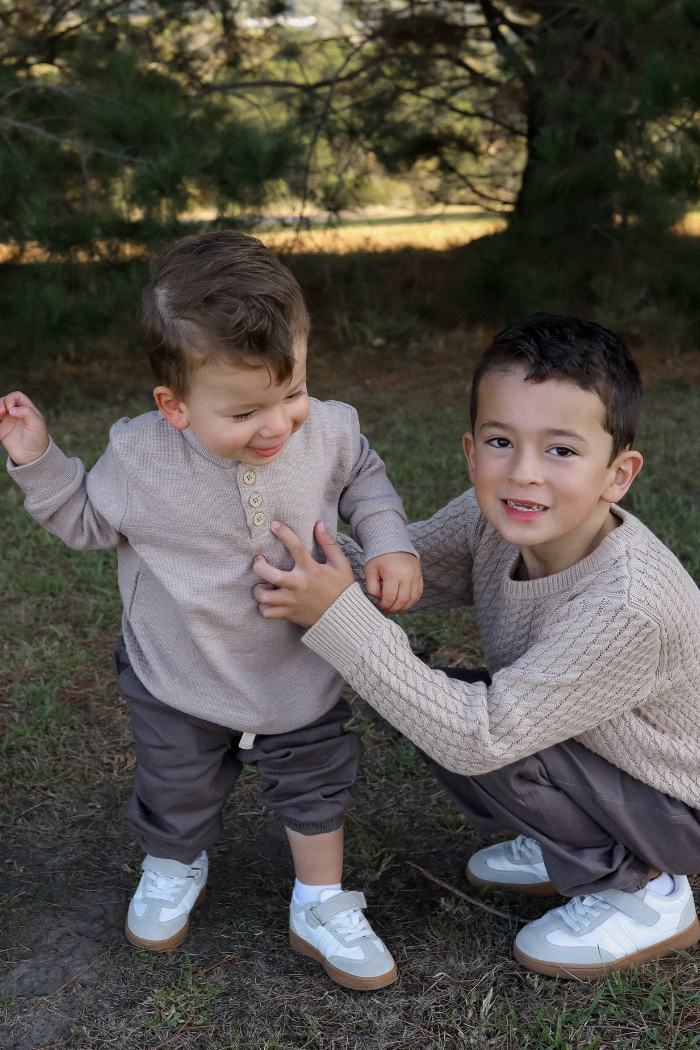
[365,552,423,613]
[0,392,49,466]
[253,520,355,628]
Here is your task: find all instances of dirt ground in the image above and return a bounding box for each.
[3,643,560,1050]
[6,668,700,1050]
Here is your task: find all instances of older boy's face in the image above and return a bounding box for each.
[168,342,310,464]
[464,367,640,559]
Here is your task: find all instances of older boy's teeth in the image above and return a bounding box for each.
[506,500,547,511]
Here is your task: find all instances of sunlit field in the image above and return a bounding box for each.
[0,210,506,265]
[259,212,507,254]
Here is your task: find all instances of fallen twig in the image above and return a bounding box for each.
[30,953,106,1010]
[195,954,241,977]
[408,863,526,924]
[152,1021,213,1049]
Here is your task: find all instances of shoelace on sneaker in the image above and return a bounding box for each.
[556,894,612,934]
[511,835,543,863]
[143,867,189,903]
[327,908,375,943]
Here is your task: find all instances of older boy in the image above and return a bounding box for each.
[0,231,423,990]
[253,314,700,979]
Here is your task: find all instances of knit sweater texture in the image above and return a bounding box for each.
[8,398,417,733]
[307,488,700,808]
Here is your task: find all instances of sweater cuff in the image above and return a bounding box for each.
[302,581,391,675]
[354,510,419,564]
[7,437,79,496]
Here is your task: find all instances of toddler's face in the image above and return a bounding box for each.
[157,342,310,464]
[464,366,639,552]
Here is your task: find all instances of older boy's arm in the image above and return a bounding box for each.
[336,533,366,584]
[302,584,660,775]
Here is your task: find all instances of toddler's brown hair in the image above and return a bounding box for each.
[142,231,309,398]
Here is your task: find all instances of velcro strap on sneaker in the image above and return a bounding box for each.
[308,891,367,927]
[143,855,196,879]
[598,888,660,927]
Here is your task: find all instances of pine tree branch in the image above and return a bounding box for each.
[0,117,155,166]
[478,0,533,81]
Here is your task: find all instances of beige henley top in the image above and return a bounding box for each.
[308,488,700,808]
[8,398,417,733]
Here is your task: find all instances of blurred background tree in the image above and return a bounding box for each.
[2,0,700,379]
[0,0,300,257]
[269,0,700,313]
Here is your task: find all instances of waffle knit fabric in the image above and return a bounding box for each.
[307,488,700,808]
[7,399,417,733]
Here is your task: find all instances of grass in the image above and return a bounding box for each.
[258,213,505,255]
[1,298,700,1047]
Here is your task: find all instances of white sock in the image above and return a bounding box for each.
[195,850,207,862]
[647,871,675,896]
[293,879,342,906]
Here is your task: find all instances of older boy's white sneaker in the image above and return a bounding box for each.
[289,889,397,990]
[126,854,208,951]
[514,875,700,978]
[467,835,556,895]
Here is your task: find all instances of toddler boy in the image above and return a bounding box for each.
[0,231,422,990]
[252,314,700,979]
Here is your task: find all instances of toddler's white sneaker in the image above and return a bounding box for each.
[514,874,700,978]
[467,835,555,895]
[126,854,208,951]
[289,889,397,990]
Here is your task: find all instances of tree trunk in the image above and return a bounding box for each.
[510,3,625,243]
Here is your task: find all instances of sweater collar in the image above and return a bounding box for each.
[179,425,240,468]
[501,505,635,599]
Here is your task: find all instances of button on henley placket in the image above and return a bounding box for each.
[238,464,268,535]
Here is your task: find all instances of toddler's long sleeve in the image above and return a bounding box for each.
[338,489,477,607]
[336,404,417,563]
[8,436,128,549]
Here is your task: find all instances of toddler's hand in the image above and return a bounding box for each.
[365,552,423,614]
[0,392,49,466]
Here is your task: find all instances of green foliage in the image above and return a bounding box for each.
[0,2,301,255]
[145,959,222,1027]
[511,2,700,244]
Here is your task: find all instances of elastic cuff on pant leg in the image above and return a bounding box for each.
[138,839,215,865]
[283,816,345,836]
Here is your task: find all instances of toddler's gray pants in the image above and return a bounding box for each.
[113,638,363,864]
[423,666,700,897]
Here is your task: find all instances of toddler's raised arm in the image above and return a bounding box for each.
[0,392,50,466]
[2,392,127,550]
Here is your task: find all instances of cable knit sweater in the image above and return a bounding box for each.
[307,488,700,808]
[8,399,417,734]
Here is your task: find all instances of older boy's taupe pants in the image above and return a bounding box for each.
[425,668,700,897]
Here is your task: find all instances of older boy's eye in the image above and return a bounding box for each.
[285,389,306,402]
[231,411,255,421]
[549,445,576,457]
[486,437,512,449]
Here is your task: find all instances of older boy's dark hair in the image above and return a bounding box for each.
[469,313,642,462]
[142,231,309,398]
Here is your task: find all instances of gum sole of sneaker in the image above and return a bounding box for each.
[289,929,397,990]
[467,867,557,897]
[513,916,700,979]
[125,886,206,952]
